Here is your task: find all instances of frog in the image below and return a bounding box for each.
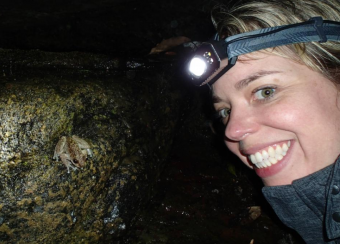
[53,135,93,173]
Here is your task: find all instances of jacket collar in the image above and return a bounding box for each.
[262,158,338,243]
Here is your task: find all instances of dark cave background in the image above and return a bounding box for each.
[0,0,216,54]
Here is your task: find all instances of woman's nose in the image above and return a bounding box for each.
[225,108,259,141]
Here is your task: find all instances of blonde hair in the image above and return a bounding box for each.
[211,0,340,82]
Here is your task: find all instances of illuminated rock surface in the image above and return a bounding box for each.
[0,49,182,243]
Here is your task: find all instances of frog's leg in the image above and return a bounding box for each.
[86,149,93,158]
[72,135,91,149]
[53,136,67,161]
[59,154,78,173]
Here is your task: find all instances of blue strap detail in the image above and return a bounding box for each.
[311,16,327,42]
[224,17,340,59]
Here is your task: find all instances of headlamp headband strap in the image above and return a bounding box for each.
[225,17,340,60]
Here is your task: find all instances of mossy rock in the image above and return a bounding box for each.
[0,49,182,243]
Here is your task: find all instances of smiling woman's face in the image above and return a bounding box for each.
[212,52,340,186]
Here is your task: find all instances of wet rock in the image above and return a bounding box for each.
[0,49,182,243]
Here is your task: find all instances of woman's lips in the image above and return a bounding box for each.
[248,141,291,168]
[243,141,293,178]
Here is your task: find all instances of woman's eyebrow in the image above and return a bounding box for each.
[212,94,223,104]
[235,70,282,91]
[212,70,282,104]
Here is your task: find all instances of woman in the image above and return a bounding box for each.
[192,0,340,243]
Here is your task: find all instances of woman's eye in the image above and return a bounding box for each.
[219,108,231,118]
[254,87,276,100]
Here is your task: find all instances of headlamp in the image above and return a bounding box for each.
[187,17,340,86]
[188,43,221,81]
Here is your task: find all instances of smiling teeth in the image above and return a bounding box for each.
[249,142,291,169]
